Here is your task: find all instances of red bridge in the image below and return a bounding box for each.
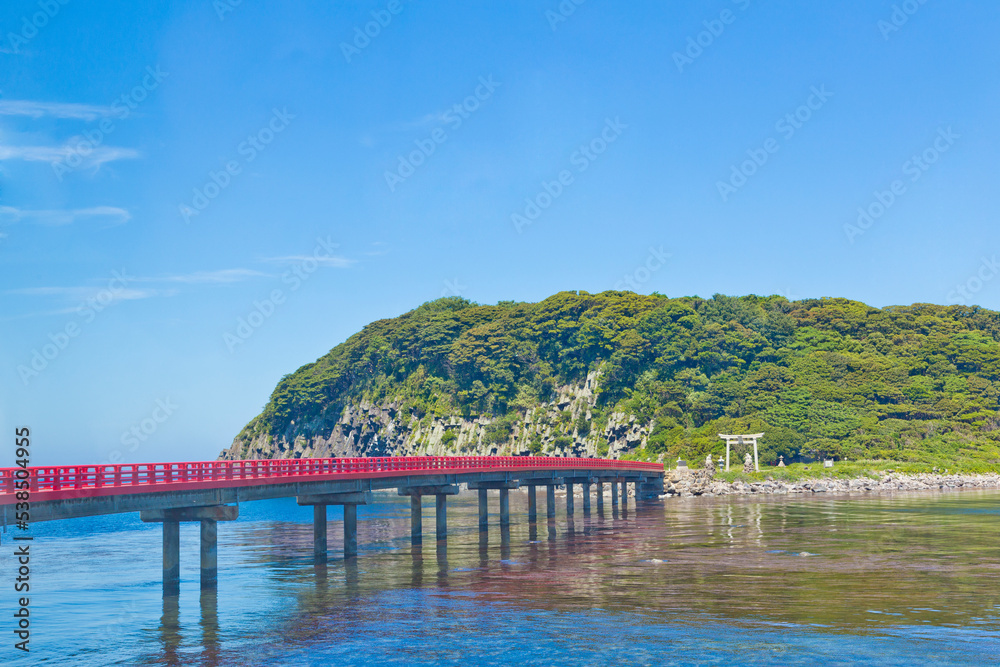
[1,456,664,595]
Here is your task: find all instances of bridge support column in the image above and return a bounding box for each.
[467,480,519,532]
[436,494,448,541]
[141,505,239,594]
[527,485,537,522]
[596,483,604,513]
[582,482,591,515]
[478,489,488,532]
[397,485,459,545]
[297,492,372,560]
[200,519,218,590]
[163,520,180,596]
[411,496,422,545]
[546,484,556,519]
[566,483,575,516]
[344,504,358,558]
[611,481,619,510]
[499,488,510,527]
[312,505,328,559]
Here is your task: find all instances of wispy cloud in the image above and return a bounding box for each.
[0,286,169,321]
[364,241,389,257]
[5,286,167,302]
[361,111,451,146]
[0,205,131,227]
[263,254,356,268]
[0,143,140,167]
[155,268,271,284]
[0,306,92,322]
[383,112,447,133]
[0,100,118,121]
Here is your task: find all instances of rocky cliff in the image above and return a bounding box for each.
[221,370,653,460]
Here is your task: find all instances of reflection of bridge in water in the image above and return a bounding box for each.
[1,456,663,595]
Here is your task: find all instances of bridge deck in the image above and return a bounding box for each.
[0,456,663,523]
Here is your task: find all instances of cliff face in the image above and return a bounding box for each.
[220,371,652,461]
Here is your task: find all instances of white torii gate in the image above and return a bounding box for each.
[718,433,764,472]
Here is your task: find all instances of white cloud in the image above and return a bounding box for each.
[383,112,446,133]
[0,100,118,121]
[157,269,271,284]
[5,286,166,302]
[263,254,356,268]
[364,241,389,257]
[0,286,170,321]
[0,143,140,167]
[0,205,131,227]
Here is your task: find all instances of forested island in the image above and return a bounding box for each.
[221,291,1000,474]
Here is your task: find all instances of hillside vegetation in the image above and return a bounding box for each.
[233,291,1000,471]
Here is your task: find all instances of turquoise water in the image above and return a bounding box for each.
[4,490,1000,665]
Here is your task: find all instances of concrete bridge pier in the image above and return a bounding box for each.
[398,485,459,545]
[638,475,665,500]
[546,484,556,519]
[467,480,520,531]
[500,488,510,528]
[566,483,575,517]
[582,481,591,516]
[478,489,488,532]
[297,492,372,560]
[163,520,180,595]
[611,481,619,510]
[312,506,327,559]
[411,496,422,545]
[596,482,604,513]
[435,494,447,541]
[201,520,218,588]
[620,481,628,509]
[141,505,239,593]
[527,485,537,522]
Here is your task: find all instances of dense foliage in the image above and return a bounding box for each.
[248,291,1000,468]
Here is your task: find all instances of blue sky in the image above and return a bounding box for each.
[2,0,998,465]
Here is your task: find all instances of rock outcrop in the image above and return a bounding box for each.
[221,370,652,460]
[663,470,1000,497]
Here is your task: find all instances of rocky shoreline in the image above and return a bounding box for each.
[664,470,1000,497]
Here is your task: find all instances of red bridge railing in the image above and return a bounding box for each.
[0,456,663,504]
